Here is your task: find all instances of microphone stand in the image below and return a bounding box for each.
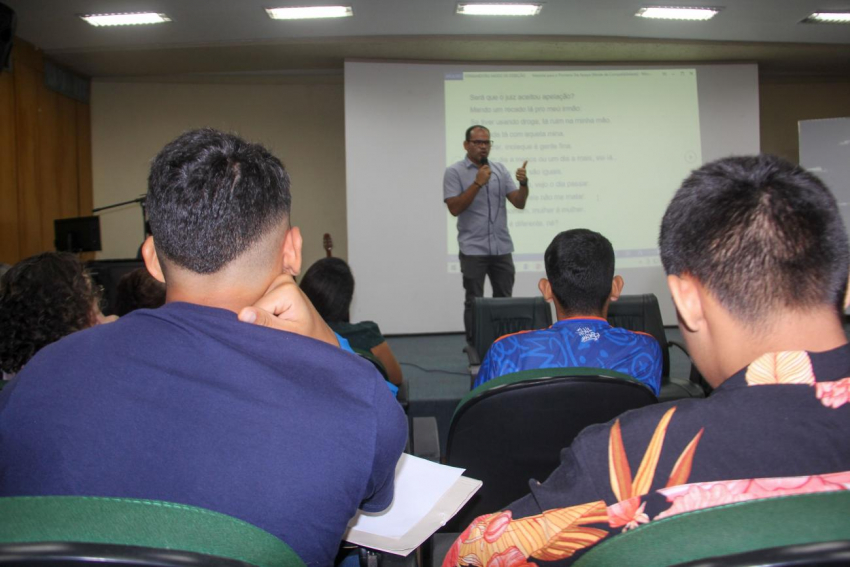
[92,196,148,240]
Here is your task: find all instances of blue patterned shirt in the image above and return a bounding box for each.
[474,317,662,394]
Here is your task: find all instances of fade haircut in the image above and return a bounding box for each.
[545,229,615,317]
[660,154,850,323]
[465,125,489,141]
[147,128,291,274]
[299,257,354,323]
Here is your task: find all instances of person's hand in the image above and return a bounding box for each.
[238,274,339,347]
[475,165,491,187]
[516,160,528,186]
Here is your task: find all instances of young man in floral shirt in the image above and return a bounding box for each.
[444,154,850,566]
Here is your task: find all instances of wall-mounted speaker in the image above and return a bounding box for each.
[0,2,16,72]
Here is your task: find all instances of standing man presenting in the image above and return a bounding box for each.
[444,125,529,340]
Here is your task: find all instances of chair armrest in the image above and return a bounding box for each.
[668,340,690,358]
[463,343,481,367]
[669,340,712,394]
[410,416,441,462]
[396,378,410,408]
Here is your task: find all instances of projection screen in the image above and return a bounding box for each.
[344,61,759,333]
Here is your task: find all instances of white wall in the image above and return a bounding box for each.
[90,78,347,270]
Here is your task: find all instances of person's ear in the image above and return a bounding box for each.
[539,278,554,302]
[282,227,303,277]
[141,236,166,284]
[610,275,624,302]
[667,274,705,333]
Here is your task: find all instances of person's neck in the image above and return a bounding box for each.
[714,305,848,382]
[165,288,262,314]
[163,268,276,315]
[555,302,605,322]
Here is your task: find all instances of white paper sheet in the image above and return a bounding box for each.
[347,453,465,538]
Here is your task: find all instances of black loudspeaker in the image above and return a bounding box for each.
[0,2,16,71]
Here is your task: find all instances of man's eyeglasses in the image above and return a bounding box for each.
[469,140,494,147]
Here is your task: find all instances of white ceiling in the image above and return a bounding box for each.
[6,0,850,77]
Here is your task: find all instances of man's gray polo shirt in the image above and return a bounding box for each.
[443,157,518,256]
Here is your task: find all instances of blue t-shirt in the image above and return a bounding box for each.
[0,302,407,567]
[474,317,662,395]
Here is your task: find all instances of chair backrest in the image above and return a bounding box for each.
[573,491,850,567]
[607,293,669,379]
[672,540,850,567]
[472,296,552,360]
[0,496,304,567]
[444,368,657,531]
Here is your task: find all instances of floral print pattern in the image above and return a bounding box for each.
[444,349,850,566]
[745,351,850,409]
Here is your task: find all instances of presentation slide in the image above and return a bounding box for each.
[345,62,759,333]
[444,69,702,273]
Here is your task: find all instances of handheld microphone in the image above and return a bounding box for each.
[480,157,488,166]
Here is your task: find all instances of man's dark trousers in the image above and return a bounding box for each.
[459,252,515,341]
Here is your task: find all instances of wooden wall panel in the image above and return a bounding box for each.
[36,88,81,249]
[36,87,61,251]
[76,102,93,216]
[13,46,43,259]
[4,38,93,263]
[57,95,81,222]
[0,71,18,264]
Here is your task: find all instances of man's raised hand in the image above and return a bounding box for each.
[516,160,528,185]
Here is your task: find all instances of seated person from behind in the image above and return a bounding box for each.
[300,257,403,387]
[473,229,662,395]
[114,266,166,316]
[0,252,113,380]
[444,155,850,567]
[0,129,407,567]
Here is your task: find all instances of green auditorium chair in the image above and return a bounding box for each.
[443,367,657,531]
[0,496,305,566]
[573,491,850,567]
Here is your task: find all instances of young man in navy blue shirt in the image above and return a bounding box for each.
[0,129,407,567]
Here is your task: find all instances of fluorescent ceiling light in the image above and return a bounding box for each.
[79,12,171,27]
[457,3,543,16]
[265,6,353,20]
[635,6,720,21]
[802,11,850,23]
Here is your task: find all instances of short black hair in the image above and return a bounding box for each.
[114,267,166,316]
[544,229,615,317]
[0,252,100,374]
[146,128,292,274]
[465,125,490,142]
[660,154,850,322]
[299,257,355,323]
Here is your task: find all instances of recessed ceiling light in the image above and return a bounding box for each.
[79,12,171,27]
[457,3,543,16]
[802,11,850,23]
[635,6,721,21]
[265,6,353,20]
